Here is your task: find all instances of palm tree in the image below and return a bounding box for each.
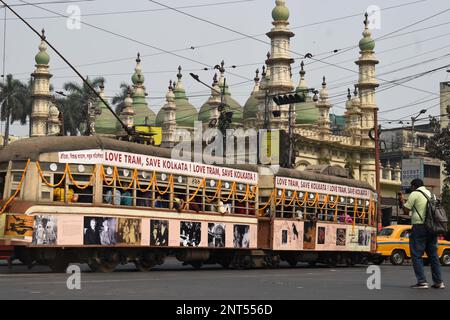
[0,74,28,146]
[60,77,105,135]
[112,82,131,115]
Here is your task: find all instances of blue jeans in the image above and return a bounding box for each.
[409,224,443,285]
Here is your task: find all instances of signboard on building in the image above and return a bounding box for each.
[401,158,424,188]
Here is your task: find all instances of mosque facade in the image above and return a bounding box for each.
[29,0,401,190]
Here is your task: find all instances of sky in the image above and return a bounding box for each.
[1,0,450,136]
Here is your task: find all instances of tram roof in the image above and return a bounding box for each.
[276,167,375,192]
[0,136,259,172]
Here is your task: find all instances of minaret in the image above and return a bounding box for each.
[297,61,307,93]
[31,29,53,137]
[345,87,362,144]
[243,69,261,129]
[257,65,269,128]
[131,53,155,126]
[355,13,379,148]
[208,74,221,128]
[356,13,379,188]
[266,0,295,130]
[317,77,331,135]
[162,81,177,148]
[47,99,61,136]
[120,87,135,131]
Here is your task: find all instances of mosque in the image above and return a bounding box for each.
[27,0,387,190]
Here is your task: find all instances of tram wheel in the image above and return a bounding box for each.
[134,253,157,272]
[286,258,298,267]
[134,259,156,272]
[88,252,119,273]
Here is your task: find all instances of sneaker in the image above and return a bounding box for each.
[431,283,445,289]
[410,283,429,289]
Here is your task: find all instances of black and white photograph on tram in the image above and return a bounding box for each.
[233,224,250,248]
[358,229,370,246]
[83,217,117,246]
[32,215,57,245]
[117,218,142,245]
[336,228,347,246]
[208,223,226,248]
[150,220,169,246]
[180,221,201,247]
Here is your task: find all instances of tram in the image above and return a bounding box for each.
[0,136,378,272]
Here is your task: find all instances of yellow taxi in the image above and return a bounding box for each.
[377,225,450,266]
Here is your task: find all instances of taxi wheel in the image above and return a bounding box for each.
[440,250,450,267]
[390,250,405,266]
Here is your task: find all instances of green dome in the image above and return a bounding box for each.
[295,98,320,125]
[132,72,145,85]
[133,93,156,126]
[96,102,119,135]
[35,50,50,65]
[224,95,243,124]
[198,103,216,124]
[156,86,198,128]
[243,94,259,120]
[359,36,375,51]
[272,1,289,21]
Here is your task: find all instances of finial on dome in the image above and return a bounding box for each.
[322,76,326,87]
[254,69,260,83]
[41,28,46,40]
[347,88,352,100]
[364,12,369,28]
[267,51,271,60]
[300,61,305,78]
[213,73,218,85]
[262,65,266,77]
[177,66,183,80]
[359,12,375,51]
[136,52,141,63]
[354,85,358,97]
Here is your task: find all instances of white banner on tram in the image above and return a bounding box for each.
[58,149,258,185]
[275,176,372,200]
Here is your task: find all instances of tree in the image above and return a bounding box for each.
[427,128,450,177]
[0,74,28,145]
[112,82,130,115]
[60,77,105,136]
[442,184,450,218]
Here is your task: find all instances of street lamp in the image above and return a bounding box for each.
[190,68,233,136]
[411,109,427,157]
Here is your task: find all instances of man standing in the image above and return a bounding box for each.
[402,179,445,289]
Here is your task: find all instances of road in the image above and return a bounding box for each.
[0,259,449,300]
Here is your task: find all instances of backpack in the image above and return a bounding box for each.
[414,189,448,236]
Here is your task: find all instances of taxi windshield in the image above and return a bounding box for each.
[378,228,394,237]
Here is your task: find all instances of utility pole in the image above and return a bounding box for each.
[373,108,382,231]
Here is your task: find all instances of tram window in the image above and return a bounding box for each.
[68,173,94,204]
[103,188,121,206]
[136,189,153,208]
